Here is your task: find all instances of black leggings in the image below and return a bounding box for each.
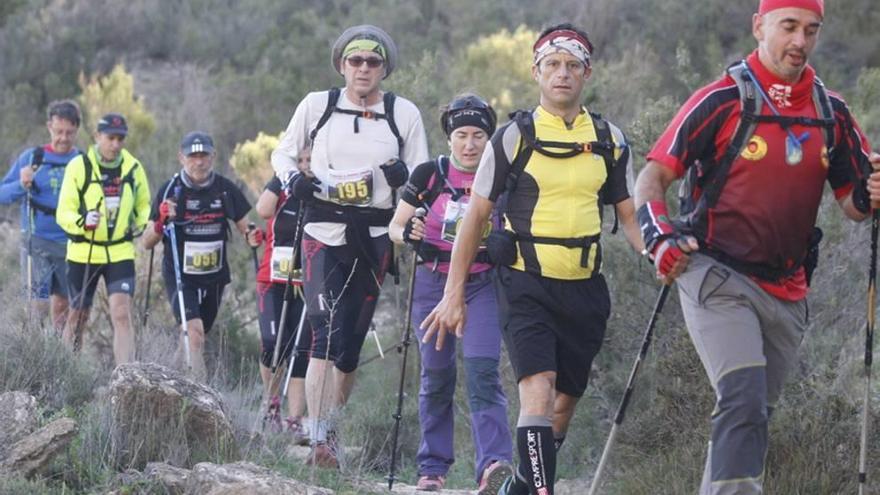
[301,233,391,373]
[257,281,310,377]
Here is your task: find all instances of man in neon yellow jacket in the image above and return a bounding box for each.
[57,113,150,365]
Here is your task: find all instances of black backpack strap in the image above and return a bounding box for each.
[699,61,762,210]
[309,87,342,145]
[506,110,537,194]
[812,76,836,152]
[590,112,619,234]
[78,151,96,216]
[31,147,44,168]
[383,91,404,152]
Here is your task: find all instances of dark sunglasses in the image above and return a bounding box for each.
[448,95,491,112]
[346,56,384,68]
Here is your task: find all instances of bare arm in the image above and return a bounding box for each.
[388,199,419,245]
[633,160,678,208]
[615,197,644,253]
[141,223,163,249]
[256,189,279,220]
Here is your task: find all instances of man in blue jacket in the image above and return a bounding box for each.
[0,100,82,330]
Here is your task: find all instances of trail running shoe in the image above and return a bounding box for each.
[416,474,446,491]
[478,460,514,495]
[305,441,338,469]
[285,416,310,446]
[261,396,282,433]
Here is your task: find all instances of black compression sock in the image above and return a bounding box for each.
[516,421,556,494]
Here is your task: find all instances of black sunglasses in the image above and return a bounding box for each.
[448,95,491,112]
[346,56,384,68]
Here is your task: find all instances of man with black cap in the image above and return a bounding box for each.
[57,112,151,365]
[271,24,428,467]
[143,131,258,380]
[421,23,643,495]
[634,0,880,492]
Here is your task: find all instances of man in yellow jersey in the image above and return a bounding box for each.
[58,113,151,365]
[421,23,643,495]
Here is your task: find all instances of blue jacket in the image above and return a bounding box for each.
[0,145,80,243]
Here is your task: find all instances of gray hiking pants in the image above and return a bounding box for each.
[677,254,807,495]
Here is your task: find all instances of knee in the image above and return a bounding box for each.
[518,371,555,416]
[715,366,768,425]
[421,365,456,410]
[464,357,505,411]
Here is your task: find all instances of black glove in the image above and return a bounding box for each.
[852,178,871,214]
[380,159,409,188]
[402,215,423,246]
[290,173,320,202]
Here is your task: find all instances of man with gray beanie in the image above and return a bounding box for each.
[271,24,428,468]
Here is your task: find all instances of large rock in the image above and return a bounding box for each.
[137,461,332,495]
[109,362,237,468]
[0,417,77,478]
[144,462,190,494]
[0,391,38,458]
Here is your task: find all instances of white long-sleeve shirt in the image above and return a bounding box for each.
[271,88,429,245]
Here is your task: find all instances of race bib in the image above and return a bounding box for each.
[105,195,121,229]
[441,200,491,245]
[326,167,373,206]
[270,246,303,283]
[183,240,223,275]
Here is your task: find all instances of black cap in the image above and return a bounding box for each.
[180,131,215,155]
[96,113,128,136]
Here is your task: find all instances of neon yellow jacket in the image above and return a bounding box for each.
[56,146,151,263]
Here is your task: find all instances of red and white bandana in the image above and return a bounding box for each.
[533,29,592,66]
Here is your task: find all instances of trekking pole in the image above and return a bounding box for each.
[282,307,308,399]
[269,203,305,380]
[24,164,38,311]
[859,208,879,495]
[72,197,103,350]
[387,207,426,490]
[589,283,671,495]
[247,222,260,273]
[165,186,192,370]
[142,247,155,326]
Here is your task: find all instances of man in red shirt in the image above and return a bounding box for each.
[634,0,880,493]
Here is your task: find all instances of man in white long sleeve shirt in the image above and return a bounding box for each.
[271,24,428,467]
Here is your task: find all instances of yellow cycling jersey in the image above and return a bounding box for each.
[56,146,151,264]
[473,106,632,280]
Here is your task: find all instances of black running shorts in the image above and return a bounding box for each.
[496,266,610,398]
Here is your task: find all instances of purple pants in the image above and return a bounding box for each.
[411,266,513,481]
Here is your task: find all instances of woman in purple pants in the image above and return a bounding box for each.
[389,94,513,493]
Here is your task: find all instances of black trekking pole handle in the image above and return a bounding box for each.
[589,283,671,495]
[247,222,260,273]
[387,206,427,490]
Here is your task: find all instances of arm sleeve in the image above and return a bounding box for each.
[0,151,28,205]
[56,155,85,236]
[646,79,738,177]
[227,180,253,222]
[400,103,429,171]
[133,163,151,231]
[603,124,633,205]
[400,161,435,206]
[827,95,874,199]
[265,175,282,194]
[271,93,317,178]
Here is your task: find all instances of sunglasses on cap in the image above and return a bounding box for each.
[346,56,384,68]
[448,95,491,112]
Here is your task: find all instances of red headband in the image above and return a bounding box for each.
[758,0,824,17]
[532,29,593,55]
